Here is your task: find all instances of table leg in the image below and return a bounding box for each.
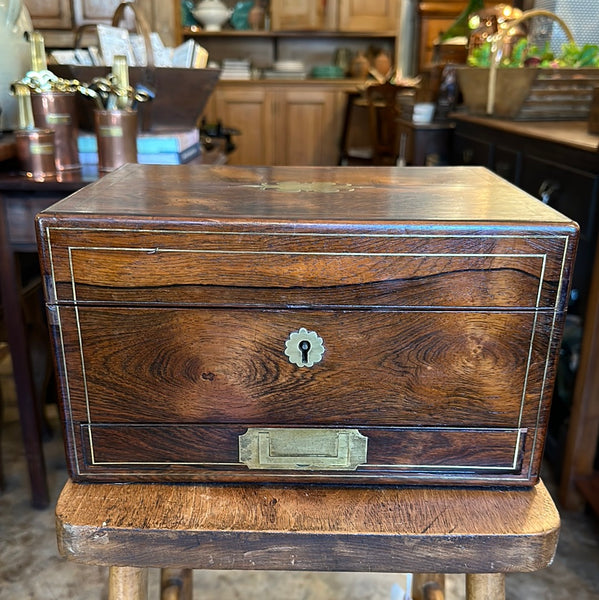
[466,574,505,600]
[161,568,193,600]
[0,200,49,508]
[108,567,148,600]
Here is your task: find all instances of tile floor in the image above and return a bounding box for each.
[1,351,598,600]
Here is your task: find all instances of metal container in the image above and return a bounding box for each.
[15,128,56,181]
[94,109,138,172]
[31,91,80,171]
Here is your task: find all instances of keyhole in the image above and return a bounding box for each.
[299,340,311,363]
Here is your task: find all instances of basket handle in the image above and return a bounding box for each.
[486,9,575,115]
[111,1,154,68]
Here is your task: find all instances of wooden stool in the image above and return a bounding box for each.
[55,479,559,600]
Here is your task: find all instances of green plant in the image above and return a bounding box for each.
[467,39,599,68]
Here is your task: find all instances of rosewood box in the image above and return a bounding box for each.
[36,164,578,486]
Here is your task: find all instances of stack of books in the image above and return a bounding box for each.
[220,58,251,80]
[78,127,202,165]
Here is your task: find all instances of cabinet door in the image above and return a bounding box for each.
[451,133,491,167]
[24,0,72,29]
[519,156,599,315]
[338,0,397,32]
[271,0,324,31]
[273,88,341,166]
[72,0,135,26]
[211,86,274,166]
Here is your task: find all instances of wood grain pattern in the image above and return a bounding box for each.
[36,165,579,486]
[55,478,560,573]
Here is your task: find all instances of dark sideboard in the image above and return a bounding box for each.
[451,114,599,514]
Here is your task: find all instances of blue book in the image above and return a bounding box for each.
[138,143,202,164]
[79,142,202,166]
[78,128,200,154]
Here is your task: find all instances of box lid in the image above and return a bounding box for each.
[39,164,577,230]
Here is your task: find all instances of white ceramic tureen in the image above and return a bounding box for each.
[192,0,232,31]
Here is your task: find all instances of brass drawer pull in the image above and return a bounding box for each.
[239,428,368,470]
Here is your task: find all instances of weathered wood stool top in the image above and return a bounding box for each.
[55,479,560,599]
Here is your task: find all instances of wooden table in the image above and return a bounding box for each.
[0,139,95,507]
[55,479,560,600]
[0,137,226,508]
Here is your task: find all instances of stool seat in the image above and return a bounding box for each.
[56,479,559,578]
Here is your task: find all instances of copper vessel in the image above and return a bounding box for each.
[31,91,80,171]
[94,109,138,172]
[15,129,56,181]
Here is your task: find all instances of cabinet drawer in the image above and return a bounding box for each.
[46,229,569,309]
[77,424,527,484]
[57,306,554,426]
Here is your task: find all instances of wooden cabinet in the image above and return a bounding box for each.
[203,85,273,165]
[338,0,398,32]
[23,0,177,48]
[268,0,398,32]
[271,0,324,31]
[450,115,599,513]
[272,87,342,165]
[451,117,599,317]
[205,82,352,166]
[24,0,72,29]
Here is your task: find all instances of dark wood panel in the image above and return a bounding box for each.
[82,423,524,470]
[46,228,573,309]
[58,307,553,428]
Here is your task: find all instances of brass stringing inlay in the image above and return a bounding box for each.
[254,181,355,193]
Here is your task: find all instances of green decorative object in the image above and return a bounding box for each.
[440,0,484,42]
[181,0,196,27]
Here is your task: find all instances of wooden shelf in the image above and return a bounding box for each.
[182,27,397,38]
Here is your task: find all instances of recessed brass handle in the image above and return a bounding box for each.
[239,428,368,471]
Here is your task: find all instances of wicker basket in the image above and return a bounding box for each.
[457,9,599,121]
[457,67,599,120]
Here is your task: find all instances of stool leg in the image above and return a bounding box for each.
[108,566,148,600]
[466,574,505,600]
[161,568,193,600]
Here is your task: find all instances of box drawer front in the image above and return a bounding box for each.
[75,423,528,485]
[44,228,573,309]
[56,306,556,429]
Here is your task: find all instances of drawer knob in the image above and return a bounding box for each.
[284,328,325,367]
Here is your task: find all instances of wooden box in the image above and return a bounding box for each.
[36,164,578,486]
